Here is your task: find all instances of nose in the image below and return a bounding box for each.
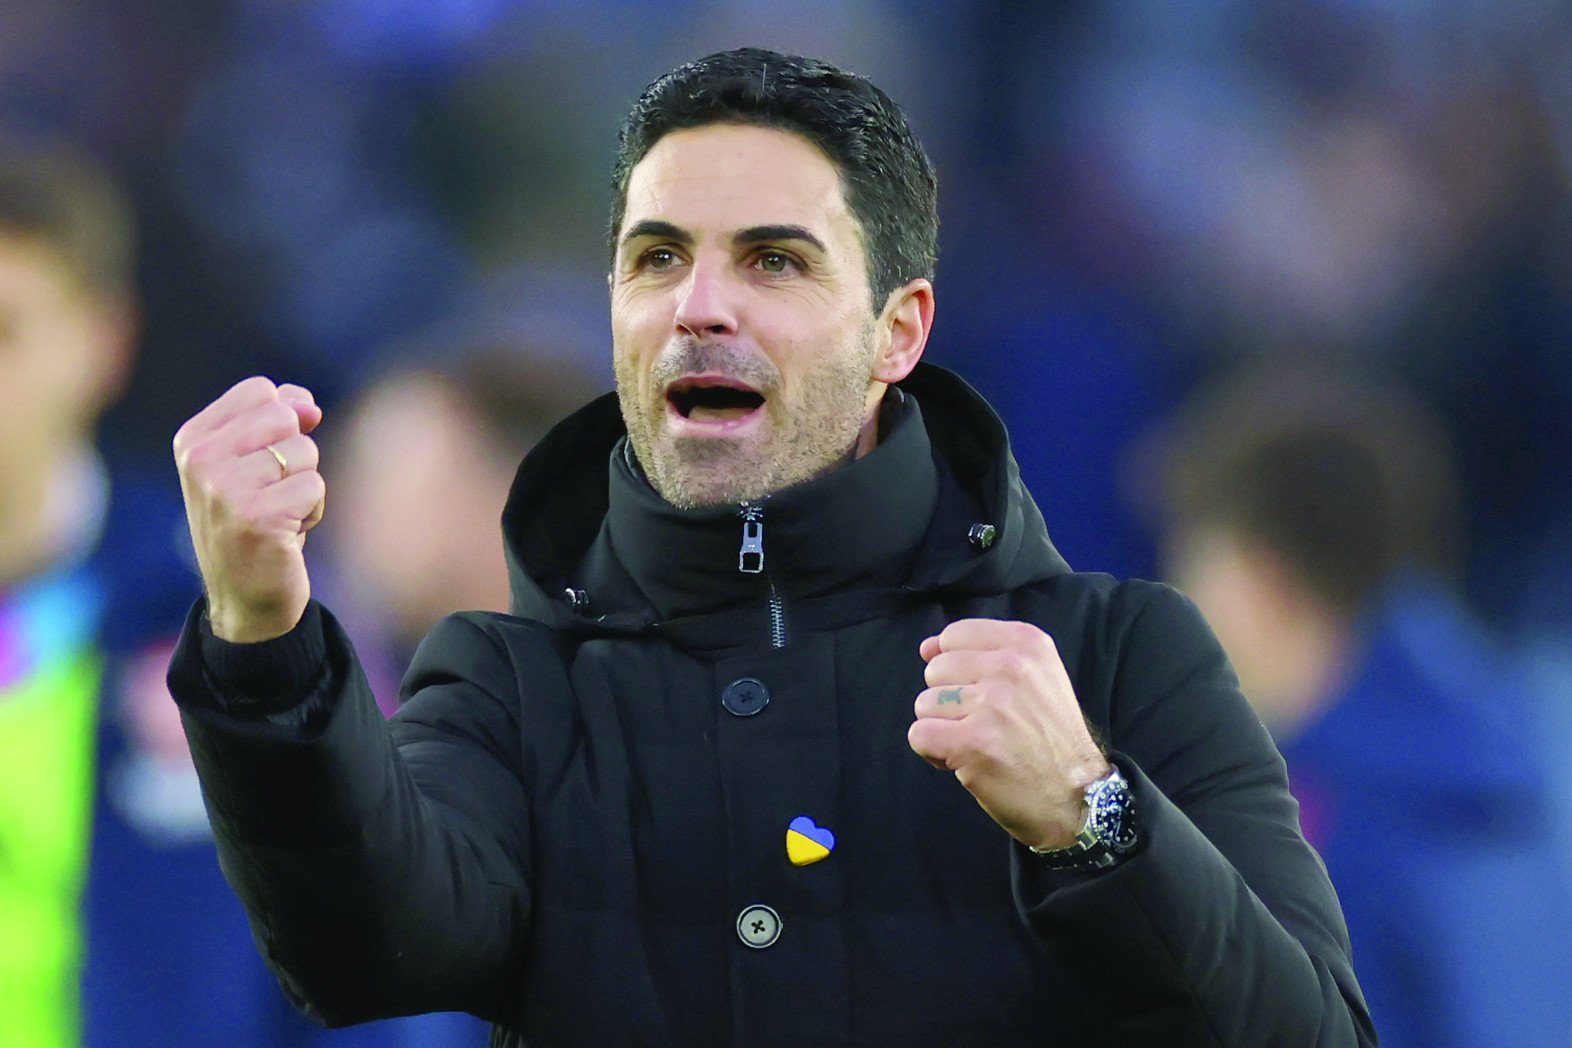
[673,256,739,340]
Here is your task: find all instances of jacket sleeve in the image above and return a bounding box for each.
[1012,582,1377,1047]
[167,599,531,1027]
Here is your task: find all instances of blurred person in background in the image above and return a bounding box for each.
[299,337,600,1043]
[0,139,155,1048]
[1146,363,1572,1048]
[323,335,603,708]
[0,141,484,1048]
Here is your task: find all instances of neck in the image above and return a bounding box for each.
[851,381,895,461]
[0,444,103,591]
[1256,605,1354,744]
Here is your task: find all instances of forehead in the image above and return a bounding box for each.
[0,233,78,296]
[622,124,856,242]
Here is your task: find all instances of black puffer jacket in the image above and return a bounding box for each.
[169,364,1375,1047]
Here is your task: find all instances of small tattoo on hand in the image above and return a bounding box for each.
[937,688,963,706]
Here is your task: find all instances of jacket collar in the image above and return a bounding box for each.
[502,363,1071,636]
[601,389,937,621]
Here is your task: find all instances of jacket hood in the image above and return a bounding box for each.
[501,362,1070,638]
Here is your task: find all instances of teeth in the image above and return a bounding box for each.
[688,404,755,422]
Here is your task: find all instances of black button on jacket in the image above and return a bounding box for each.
[168,364,1375,1046]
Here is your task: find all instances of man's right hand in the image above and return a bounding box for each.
[173,377,326,643]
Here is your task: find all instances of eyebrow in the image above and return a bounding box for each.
[621,220,690,248]
[619,220,827,255]
[733,224,827,254]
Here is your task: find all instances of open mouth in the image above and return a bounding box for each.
[666,377,766,424]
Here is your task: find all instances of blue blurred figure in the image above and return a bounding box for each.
[1144,363,1572,1048]
[0,141,481,1048]
[0,140,170,1048]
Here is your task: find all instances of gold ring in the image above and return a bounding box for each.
[264,443,288,479]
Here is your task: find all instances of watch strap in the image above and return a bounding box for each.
[1029,766,1137,870]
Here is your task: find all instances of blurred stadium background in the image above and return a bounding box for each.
[4,0,1572,1044]
[6,0,1570,624]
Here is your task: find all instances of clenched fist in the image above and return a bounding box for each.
[908,619,1112,851]
[173,377,325,643]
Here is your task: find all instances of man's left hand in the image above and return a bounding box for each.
[908,619,1112,851]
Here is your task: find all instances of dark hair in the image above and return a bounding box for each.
[0,143,135,297]
[1150,364,1462,616]
[371,317,604,455]
[609,47,938,309]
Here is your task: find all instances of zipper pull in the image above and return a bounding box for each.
[738,502,765,574]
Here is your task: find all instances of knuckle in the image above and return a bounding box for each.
[237,375,278,398]
[951,738,982,772]
[181,437,218,473]
[192,471,226,507]
[174,423,215,468]
[961,739,995,773]
[231,489,266,524]
[1007,620,1041,646]
[998,649,1028,679]
[979,718,1006,749]
[263,399,299,431]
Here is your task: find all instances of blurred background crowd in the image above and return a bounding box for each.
[2,0,1571,1045]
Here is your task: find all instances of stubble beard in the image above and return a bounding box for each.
[616,329,879,510]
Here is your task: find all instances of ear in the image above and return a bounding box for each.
[83,293,138,414]
[872,277,934,384]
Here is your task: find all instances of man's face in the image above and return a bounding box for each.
[0,236,126,494]
[1165,524,1305,731]
[610,123,891,509]
[330,375,514,642]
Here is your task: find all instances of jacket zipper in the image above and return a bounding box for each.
[738,501,786,649]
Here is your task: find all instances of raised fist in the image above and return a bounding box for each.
[172,377,325,642]
[908,618,1111,851]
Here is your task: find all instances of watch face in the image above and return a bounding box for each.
[1089,776,1138,852]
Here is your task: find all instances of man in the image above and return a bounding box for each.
[0,140,138,1048]
[0,142,461,1048]
[168,49,1374,1045]
[325,339,603,690]
[1149,364,1572,1048]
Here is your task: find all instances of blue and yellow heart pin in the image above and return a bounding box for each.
[786,815,836,866]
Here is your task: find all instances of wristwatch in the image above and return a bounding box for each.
[1029,766,1138,870]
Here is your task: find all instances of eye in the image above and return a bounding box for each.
[642,247,679,272]
[755,250,797,276]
